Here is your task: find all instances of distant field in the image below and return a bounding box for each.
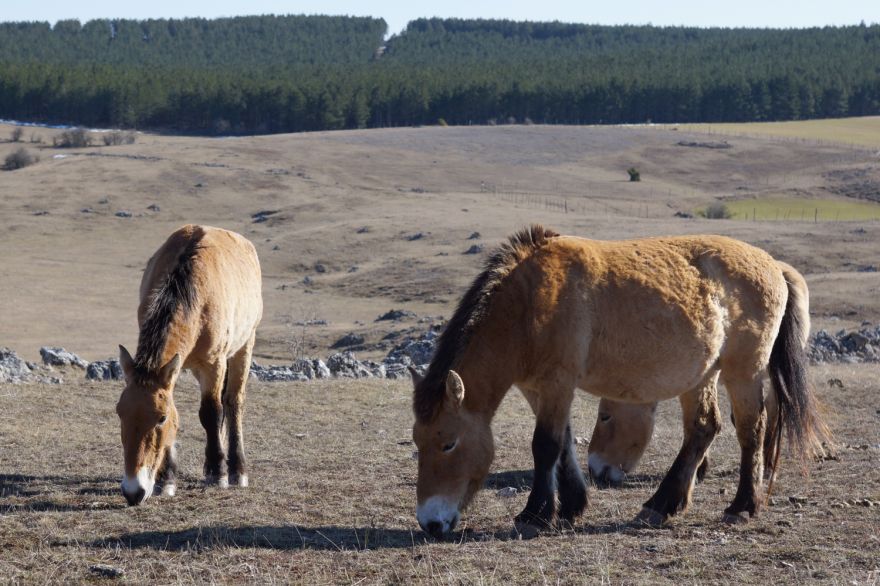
[677,117,880,149]
[710,197,880,222]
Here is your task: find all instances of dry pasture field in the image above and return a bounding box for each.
[1,120,880,583]
[0,365,878,584]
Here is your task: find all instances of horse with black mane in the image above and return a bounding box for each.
[411,226,827,536]
[116,224,262,506]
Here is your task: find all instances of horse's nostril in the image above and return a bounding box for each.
[124,487,146,506]
[425,521,443,538]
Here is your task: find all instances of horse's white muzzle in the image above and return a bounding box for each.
[588,453,625,487]
[121,467,154,506]
[417,496,460,537]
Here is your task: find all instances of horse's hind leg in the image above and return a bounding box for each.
[721,372,766,523]
[224,332,255,487]
[197,362,229,487]
[638,370,721,526]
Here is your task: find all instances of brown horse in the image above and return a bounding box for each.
[587,262,813,488]
[411,226,827,536]
[116,225,262,506]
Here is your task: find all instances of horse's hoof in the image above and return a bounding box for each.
[722,511,749,525]
[230,474,249,487]
[205,474,229,488]
[635,507,667,527]
[513,520,544,540]
[160,483,176,497]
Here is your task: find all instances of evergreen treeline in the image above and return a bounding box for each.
[0,15,878,134]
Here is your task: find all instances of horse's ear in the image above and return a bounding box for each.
[118,345,135,380]
[408,365,424,388]
[158,354,182,388]
[446,370,465,407]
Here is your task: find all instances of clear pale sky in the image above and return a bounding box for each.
[3,1,877,35]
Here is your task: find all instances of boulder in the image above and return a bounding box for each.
[327,352,373,378]
[0,347,33,383]
[86,359,124,381]
[40,347,88,368]
[331,333,365,349]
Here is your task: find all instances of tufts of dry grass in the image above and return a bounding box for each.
[1,363,878,583]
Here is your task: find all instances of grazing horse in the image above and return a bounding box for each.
[587,261,811,488]
[116,225,262,506]
[411,226,827,537]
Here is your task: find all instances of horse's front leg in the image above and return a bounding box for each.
[515,386,579,533]
[197,362,229,488]
[556,422,589,524]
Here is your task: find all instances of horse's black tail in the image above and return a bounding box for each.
[766,271,830,480]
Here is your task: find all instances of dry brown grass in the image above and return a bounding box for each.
[1,363,878,584]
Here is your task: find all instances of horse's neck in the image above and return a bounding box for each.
[456,324,521,419]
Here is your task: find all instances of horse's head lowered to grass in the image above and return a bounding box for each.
[115,345,182,506]
[411,369,494,538]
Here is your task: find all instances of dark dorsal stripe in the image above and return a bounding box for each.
[413,225,559,422]
[134,232,203,374]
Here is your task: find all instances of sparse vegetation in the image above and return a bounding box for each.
[3,147,37,170]
[10,126,22,142]
[627,167,641,182]
[101,131,136,146]
[53,127,91,148]
[28,131,42,144]
[701,202,733,219]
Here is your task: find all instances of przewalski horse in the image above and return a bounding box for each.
[411,226,827,537]
[587,262,813,489]
[116,225,262,506]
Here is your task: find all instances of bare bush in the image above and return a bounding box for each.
[102,131,136,146]
[53,128,91,148]
[4,147,38,170]
[10,127,23,142]
[701,202,733,219]
[627,167,641,182]
[29,132,42,144]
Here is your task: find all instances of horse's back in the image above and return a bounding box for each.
[542,235,787,401]
[141,225,262,361]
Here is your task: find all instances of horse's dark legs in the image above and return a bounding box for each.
[639,371,721,526]
[556,423,589,523]
[723,374,766,523]
[198,363,229,487]
[516,387,584,532]
[516,424,562,529]
[224,333,255,487]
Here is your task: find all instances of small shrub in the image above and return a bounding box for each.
[10,127,23,142]
[29,132,42,144]
[102,131,136,146]
[505,116,517,125]
[437,118,448,127]
[4,147,38,170]
[702,202,733,219]
[53,128,91,148]
[523,117,534,125]
[627,167,641,182]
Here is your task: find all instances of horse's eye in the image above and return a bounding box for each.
[599,414,611,423]
[157,414,168,427]
[442,440,457,453]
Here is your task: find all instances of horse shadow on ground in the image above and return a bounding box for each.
[0,473,127,513]
[484,468,666,491]
[89,525,423,551]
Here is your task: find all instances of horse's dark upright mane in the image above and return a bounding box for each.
[134,232,203,374]
[413,225,560,422]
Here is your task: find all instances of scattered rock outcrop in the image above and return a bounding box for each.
[86,359,124,381]
[40,346,88,368]
[809,326,880,363]
[1,347,35,383]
